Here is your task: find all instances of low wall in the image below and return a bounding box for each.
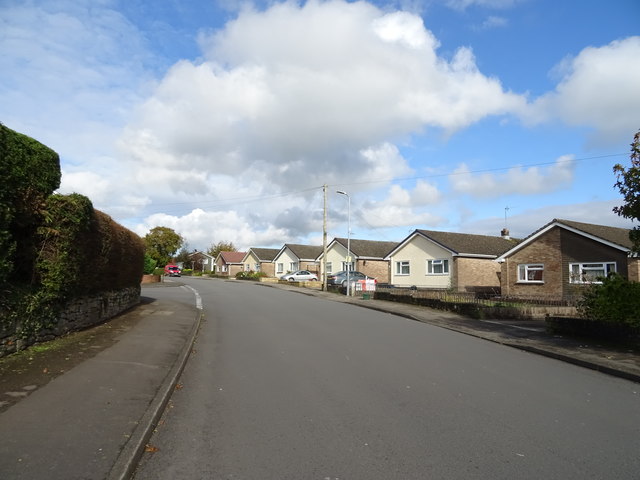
[0,286,140,357]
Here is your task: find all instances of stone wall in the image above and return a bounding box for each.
[0,286,140,357]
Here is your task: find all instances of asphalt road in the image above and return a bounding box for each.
[133,278,640,479]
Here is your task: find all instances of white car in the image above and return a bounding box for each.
[280,270,318,282]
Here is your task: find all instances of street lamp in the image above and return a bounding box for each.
[336,190,351,296]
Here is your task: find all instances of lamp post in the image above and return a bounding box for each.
[336,190,351,296]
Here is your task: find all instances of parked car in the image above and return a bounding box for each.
[280,270,318,282]
[327,271,375,286]
[164,265,182,277]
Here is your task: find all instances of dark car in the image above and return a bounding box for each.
[327,271,374,286]
[164,265,181,277]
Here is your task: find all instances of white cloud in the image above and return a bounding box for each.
[135,208,290,251]
[360,182,444,228]
[527,37,640,145]
[445,0,522,11]
[121,0,526,198]
[450,155,576,197]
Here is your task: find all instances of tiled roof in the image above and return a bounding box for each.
[286,244,323,260]
[333,238,399,259]
[554,219,633,249]
[249,247,279,262]
[416,229,519,256]
[219,251,246,264]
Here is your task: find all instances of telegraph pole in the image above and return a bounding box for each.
[322,184,328,291]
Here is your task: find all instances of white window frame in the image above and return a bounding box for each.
[342,261,354,271]
[326,262,333,274]
[427,259,449,275]
[395,261,410,276]
[290,262,298,272]
[276,263,284,274]
[569,262,616,284]
[255,263,261,272]
[518,264,544,283]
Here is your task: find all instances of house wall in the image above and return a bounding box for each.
[389,235,452,288]
[215,258,229,276]
[454,257,501,293]
[501,227,630,298]
[323,244,351,274]
[244,251,260,272]
[559,228,629,296]
[260,261,276,277]
[356,259,390,283]
[628,257,640,282]
[501,228,563,297]
[274,249,299,275]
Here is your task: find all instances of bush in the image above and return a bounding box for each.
[143,254,157,275]
[235,270,267,280]
[0,123,61,288]
[577,273,640,328]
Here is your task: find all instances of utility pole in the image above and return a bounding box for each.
[322,184,328,291]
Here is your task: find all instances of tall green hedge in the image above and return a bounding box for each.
[0,123,61,287]
[0,125,144,340]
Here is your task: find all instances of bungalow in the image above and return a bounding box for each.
[385,229,518,292]
[189,250,215,273]
[214,251,247,277]
[318,238,398,284]
[496,218,639,299]
[242,248,280,277]
[273,244,323,277]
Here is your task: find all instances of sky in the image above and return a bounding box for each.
[2,0,639,252]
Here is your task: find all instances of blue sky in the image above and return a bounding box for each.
[1,0,639,251]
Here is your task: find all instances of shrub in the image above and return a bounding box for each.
[577,273,640,328]
[0,123,61,288]
[235,270,267,280]
[143,254,157,275]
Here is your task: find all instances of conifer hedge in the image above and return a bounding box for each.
[1,124,144,342]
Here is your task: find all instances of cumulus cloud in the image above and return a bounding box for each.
[134,208,290,250]
[121,0,526,199]
[450,155,576,197]
[526,37,640,145]
[360,182,444,228]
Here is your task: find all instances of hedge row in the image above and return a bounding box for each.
[0,124,144,340]
[0,123,61,287]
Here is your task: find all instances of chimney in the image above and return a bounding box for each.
[501,228,510,239]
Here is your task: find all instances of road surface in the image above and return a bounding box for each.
[133,278,640,479]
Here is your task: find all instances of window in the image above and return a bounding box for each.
[427,259,449,275]
[277,263,284,274]
[395,261,410,275]
[342,261,354,271]
[255,263,261,272]
[290,262,298,271]
[569,262,616,284]
[518,264,543,282]
[326,262,333,274]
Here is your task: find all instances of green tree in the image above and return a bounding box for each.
[144,226,184,266]
[174,246,192,265]
[613,129,640,252]
[207,240,237,259]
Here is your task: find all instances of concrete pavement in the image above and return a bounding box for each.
[0,283,202,480]
[0,278,638,479]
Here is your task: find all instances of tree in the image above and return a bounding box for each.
[144,226,184,266]
[613,129,640,252]
[207,241,237,259]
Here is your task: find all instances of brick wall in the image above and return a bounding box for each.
[356,260,390,283]
[501,228,563,297]
[455,257,501,293]
[628,257,640,282]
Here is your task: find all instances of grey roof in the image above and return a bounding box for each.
[248,247,279,262]
[415,229,519,257]
[285,244,323,261]
[553,219,633,249]
[333,238,399,259]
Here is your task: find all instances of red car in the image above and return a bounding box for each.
[164,265,181,277]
